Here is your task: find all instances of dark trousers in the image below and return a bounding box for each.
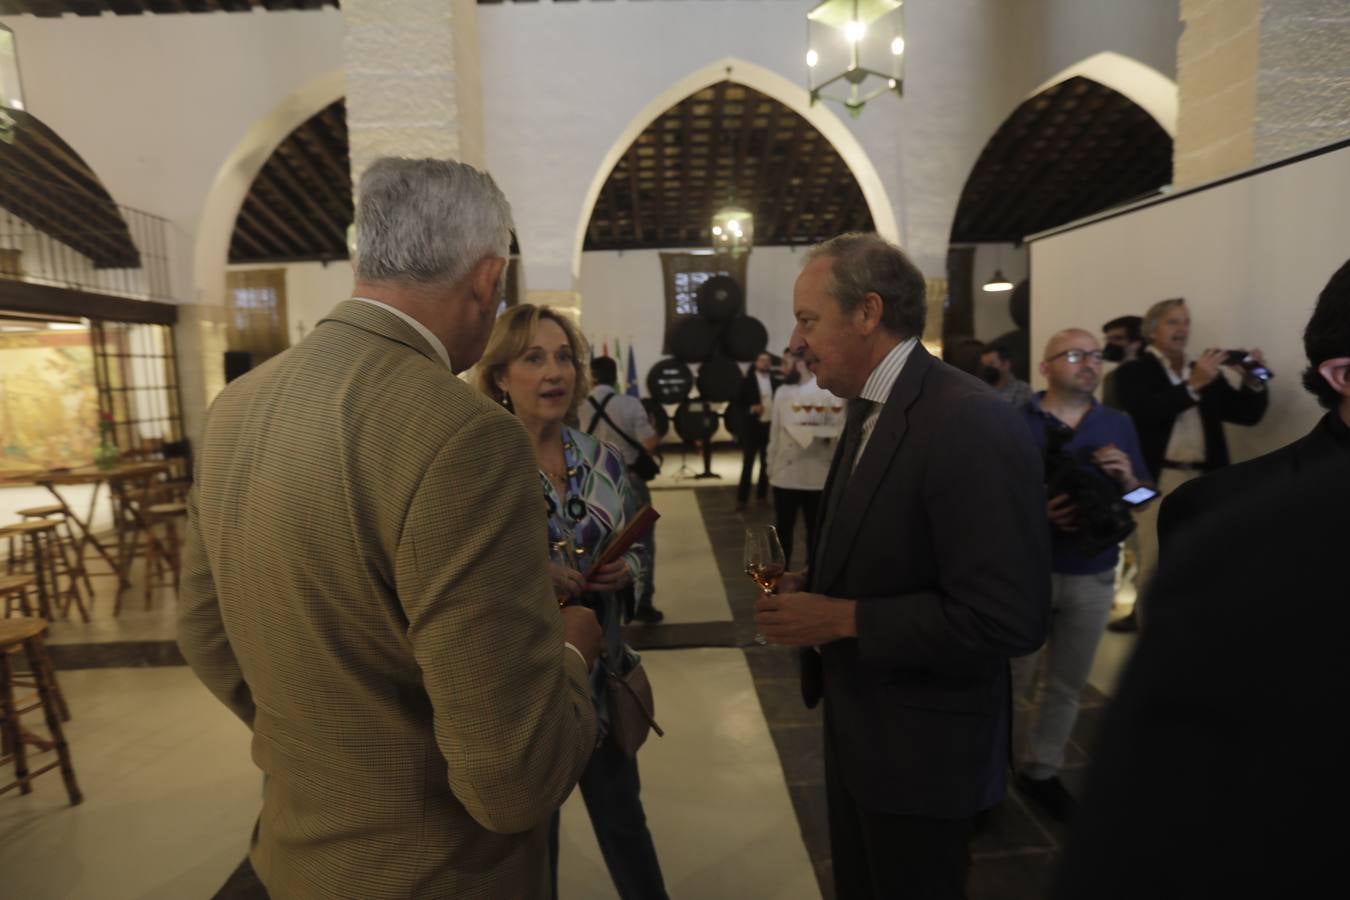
[549,733,669,900]
[825,713,976,900]
[772,487,821,570]
[737,420,771,503]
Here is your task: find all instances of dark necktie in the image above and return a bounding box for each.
[815,398,875,572]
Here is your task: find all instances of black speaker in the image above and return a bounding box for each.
[224,351,252,383]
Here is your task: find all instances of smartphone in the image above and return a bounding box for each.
[1122,485,1159,507]
[1223,350,1274,381]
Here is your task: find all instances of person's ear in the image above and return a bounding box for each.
[857,292,884,335]
[470,256,508,312]
[1318,356,1350,397]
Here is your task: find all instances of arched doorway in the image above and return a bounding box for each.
[945,66,1176,379]
[573,57,899,285]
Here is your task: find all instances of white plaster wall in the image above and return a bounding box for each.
[0,10,346,262]
[578,246,805,395]
[1038,0,1180,84]
[1029,144,1350,462]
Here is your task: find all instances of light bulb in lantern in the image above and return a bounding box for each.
[844,20,866,44]
[806,49,819,68]
[891,36,905,56]
[712,226,723,236]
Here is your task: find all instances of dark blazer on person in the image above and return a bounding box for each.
[1049,417,1350,900]
[737,366,782,408]
[802,342,1051,819]
[1113,351,1268,480]
[1158,411,1349,557]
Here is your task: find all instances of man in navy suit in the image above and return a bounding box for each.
[754,233,1050,899]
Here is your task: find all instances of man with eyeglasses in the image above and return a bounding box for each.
[1013,329,1149,823]
[1108,298,1268,632]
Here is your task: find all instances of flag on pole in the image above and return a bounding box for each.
[613,336,622,369]
[602,338,610,358]
[626,343,640,397]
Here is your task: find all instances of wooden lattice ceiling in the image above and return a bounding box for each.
[950,76,1173,243]
[0,110,138,268]
[230,99,351,264]
[584,81,874,251]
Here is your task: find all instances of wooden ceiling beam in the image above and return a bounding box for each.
[625,147,646,245]
[269,150,348,246]
[762,122,809,242]
[238,198,309,258]
[228,222,273,261]
[0,173,131,265]
[786,148,834,243]
[3,139,127,240]
[285,131,353,229]
[678,97,696,245]
[251,169,336,254]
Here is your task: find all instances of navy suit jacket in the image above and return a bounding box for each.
[801,343,1051,818]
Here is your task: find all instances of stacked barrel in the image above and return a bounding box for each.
[644,275,770,448]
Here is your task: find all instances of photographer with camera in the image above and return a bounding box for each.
[1013,329,1150,823]
[1108,298,1269,632]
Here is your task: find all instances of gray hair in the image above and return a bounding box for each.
[1143,297,1186,341]
[804,233,927,338]
[354,158,513,286]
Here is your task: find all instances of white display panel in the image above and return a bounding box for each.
[1029,143,1350,463]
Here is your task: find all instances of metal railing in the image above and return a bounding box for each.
[0,172,174,302]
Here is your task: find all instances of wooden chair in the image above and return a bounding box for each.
[140,501,187,610]
[1,521,90,623]
[17,505,93,599]
[0,617,80,804]
[0,574,36,618]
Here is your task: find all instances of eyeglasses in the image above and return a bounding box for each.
[1046,349,1105,365]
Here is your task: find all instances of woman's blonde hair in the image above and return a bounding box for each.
[476,304,591,421]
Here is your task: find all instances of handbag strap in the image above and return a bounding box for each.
[601,649,665,736]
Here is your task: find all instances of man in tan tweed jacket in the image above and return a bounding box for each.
[179,158,601,899]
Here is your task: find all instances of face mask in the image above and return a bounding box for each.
[980,366,1002,385]
[1102,344,1126,363]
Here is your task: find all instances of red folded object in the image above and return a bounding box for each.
[587,505,660,575]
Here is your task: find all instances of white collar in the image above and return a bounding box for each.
[351,297,452,370]
[859,337,918,405]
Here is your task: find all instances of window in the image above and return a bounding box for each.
[225,268,290,364]
[90,321,185,463]
[659,252,749,353]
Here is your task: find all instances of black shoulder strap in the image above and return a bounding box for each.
[586,392,645,453]
[586,392,616,434]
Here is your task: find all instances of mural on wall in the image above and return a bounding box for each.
[0,329,99,477]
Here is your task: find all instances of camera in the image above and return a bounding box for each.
[1222,350,1274,382]
[1044,419,1137,556]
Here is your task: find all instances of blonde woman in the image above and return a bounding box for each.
[477,304,668,900]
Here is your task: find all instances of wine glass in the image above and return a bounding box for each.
[549,533,578,607]
[743,525,786,646]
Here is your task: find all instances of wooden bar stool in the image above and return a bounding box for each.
[140,501,187,611]
[0,618,79,804]
[3,522,90,623]
[4,524,29,576]
[18,505,94,599]
[0,574,36,618]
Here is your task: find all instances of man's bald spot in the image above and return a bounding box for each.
[1044,328,1099,360]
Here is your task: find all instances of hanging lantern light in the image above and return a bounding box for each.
[711,206,754,256]
[805,0,905,119]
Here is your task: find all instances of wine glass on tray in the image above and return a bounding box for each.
[743,525,786,646]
